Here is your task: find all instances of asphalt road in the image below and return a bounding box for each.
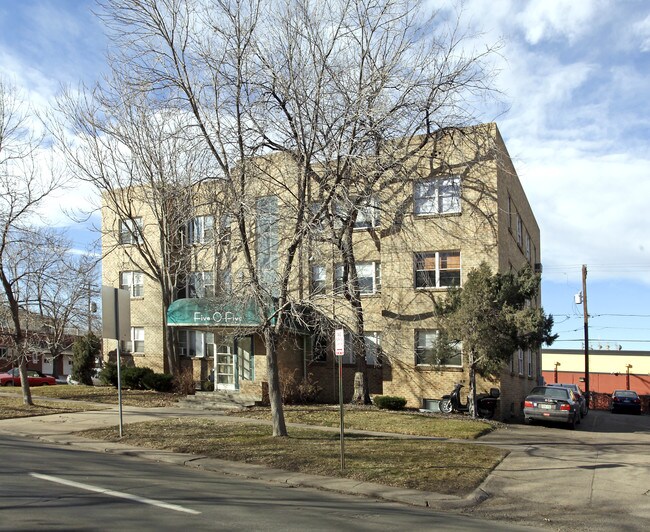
[466,409,650,531]
[0,434,538,532]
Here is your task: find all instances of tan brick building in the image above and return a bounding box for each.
[102,123,542,419]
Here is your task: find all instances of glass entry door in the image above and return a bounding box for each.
[215,344,236,390]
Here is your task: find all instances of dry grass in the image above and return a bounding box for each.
[79,418,505,495]
[231,406,494,439]
[15,385,181,408]
[0,395,102,419]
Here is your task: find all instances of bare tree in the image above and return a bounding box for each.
[0,78,64,405]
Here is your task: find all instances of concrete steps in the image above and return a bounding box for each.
[176,391,259,411]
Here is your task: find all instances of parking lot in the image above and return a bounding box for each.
[466,410,650,530]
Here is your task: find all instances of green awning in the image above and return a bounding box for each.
[167,298,262,327]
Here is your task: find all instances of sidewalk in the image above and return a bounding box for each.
[0,403,488,511]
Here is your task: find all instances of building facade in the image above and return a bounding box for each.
[102,123,543,419]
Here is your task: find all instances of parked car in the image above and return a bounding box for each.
[524,386,580,429]
[611,390,642,415]
[0,368,57,386]
[67,368,103,386]
[548,383,588,417]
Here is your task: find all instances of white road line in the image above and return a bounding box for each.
[29,473,201,515]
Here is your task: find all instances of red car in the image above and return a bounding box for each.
[0,368,57,386]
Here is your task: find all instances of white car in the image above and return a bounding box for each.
[66,368,103,386]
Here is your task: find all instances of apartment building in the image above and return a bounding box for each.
[102,123,542,419]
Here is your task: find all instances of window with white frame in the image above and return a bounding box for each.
[341,332,381,365]
[414,251,461,288]
[527,349,533,377]
[517,348,524,375]
[178,330,214,358]
[188,215,214,245]
[311,265,326,295]
[414,176,461,215]
[187,271,215,298]
[120,271,144,297]
[119,218,143,245]
[516,213,523,246]
[415,330,462,366]
[354,197,380,229]
[334,262,381,295]
[123,327,145,353]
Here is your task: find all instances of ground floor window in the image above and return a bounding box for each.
[415,329,462,367]
[178,330,215,358]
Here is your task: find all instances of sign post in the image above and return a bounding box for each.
[102,286,131,438]
[334,329,345,471]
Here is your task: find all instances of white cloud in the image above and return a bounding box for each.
[632,13,650,52]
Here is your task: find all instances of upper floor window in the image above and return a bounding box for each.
[188,215,214,245]
[516,213,523,247]
[334,261,381,295]
[354,197,380,229]
[414,176,461,216]
[311,265,326,295]
[414,251,460,288]
[507,194,512,228]
[119,218,143,245]
[415,329,462,366]
[517,348,524,375]
[120,271,144,298]
[187,271,215,298]
[525,233,531,260]
[527,349,533,377]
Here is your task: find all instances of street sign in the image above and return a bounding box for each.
[101,286,131,341]
[335,329,344,357]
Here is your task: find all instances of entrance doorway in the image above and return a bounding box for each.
[215,344,236,391]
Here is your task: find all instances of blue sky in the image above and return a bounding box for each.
[2,0,650,350]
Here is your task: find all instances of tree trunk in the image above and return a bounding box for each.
[18,358,33,406]
[264,327,288,437]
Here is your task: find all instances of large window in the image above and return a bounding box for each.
[340,332,381,365]
[187,271,215,298]
[119,218,142,245]
[120,271,144,298]
[414,176,461,215]
[334,261,381,295]
[311,265,326,295]
[415,330,462,366]
[414,251,460,288]
[188,215,214,245]
[178,330,214,358]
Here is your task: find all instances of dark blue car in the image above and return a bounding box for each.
[611,390,642,415]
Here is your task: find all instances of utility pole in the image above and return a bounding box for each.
[582,265,590,407]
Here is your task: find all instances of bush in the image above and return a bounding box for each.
[121,366,155,389]
[143,372,174,392]
[173,367,196,395]
[373,395,407,410]
[100,362,118,387]
[280,368,322,404]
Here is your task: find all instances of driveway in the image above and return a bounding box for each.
[465,410,650,531]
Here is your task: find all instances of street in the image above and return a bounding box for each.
[0,434,537,532]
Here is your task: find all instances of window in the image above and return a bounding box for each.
[527,349,533,377]
[516,213,523,246]
[311,265,326,295]
[354,197,380,229]
[415,330,462,366]
[219,215,232,246]
[306,333,327,362]
[188,215,214,245]
[414,176,461,215]
[517,348,524,375]
[256,196,279,292]
[120,271,144,297]
[178,330,214,358]
[414,251,460,288]
[124,327,144,353]
[507,194,512,229]
[334,261,381,295]
[525,232,531,260]
[119,218,142,245]
[364,332,381,366]
[510,353,515,373]
[0,347,8,359]
[187,271,215,298]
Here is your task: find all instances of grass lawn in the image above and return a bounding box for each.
[79,418,506,495]
[10,384,181,407]
[0,395,103,419]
